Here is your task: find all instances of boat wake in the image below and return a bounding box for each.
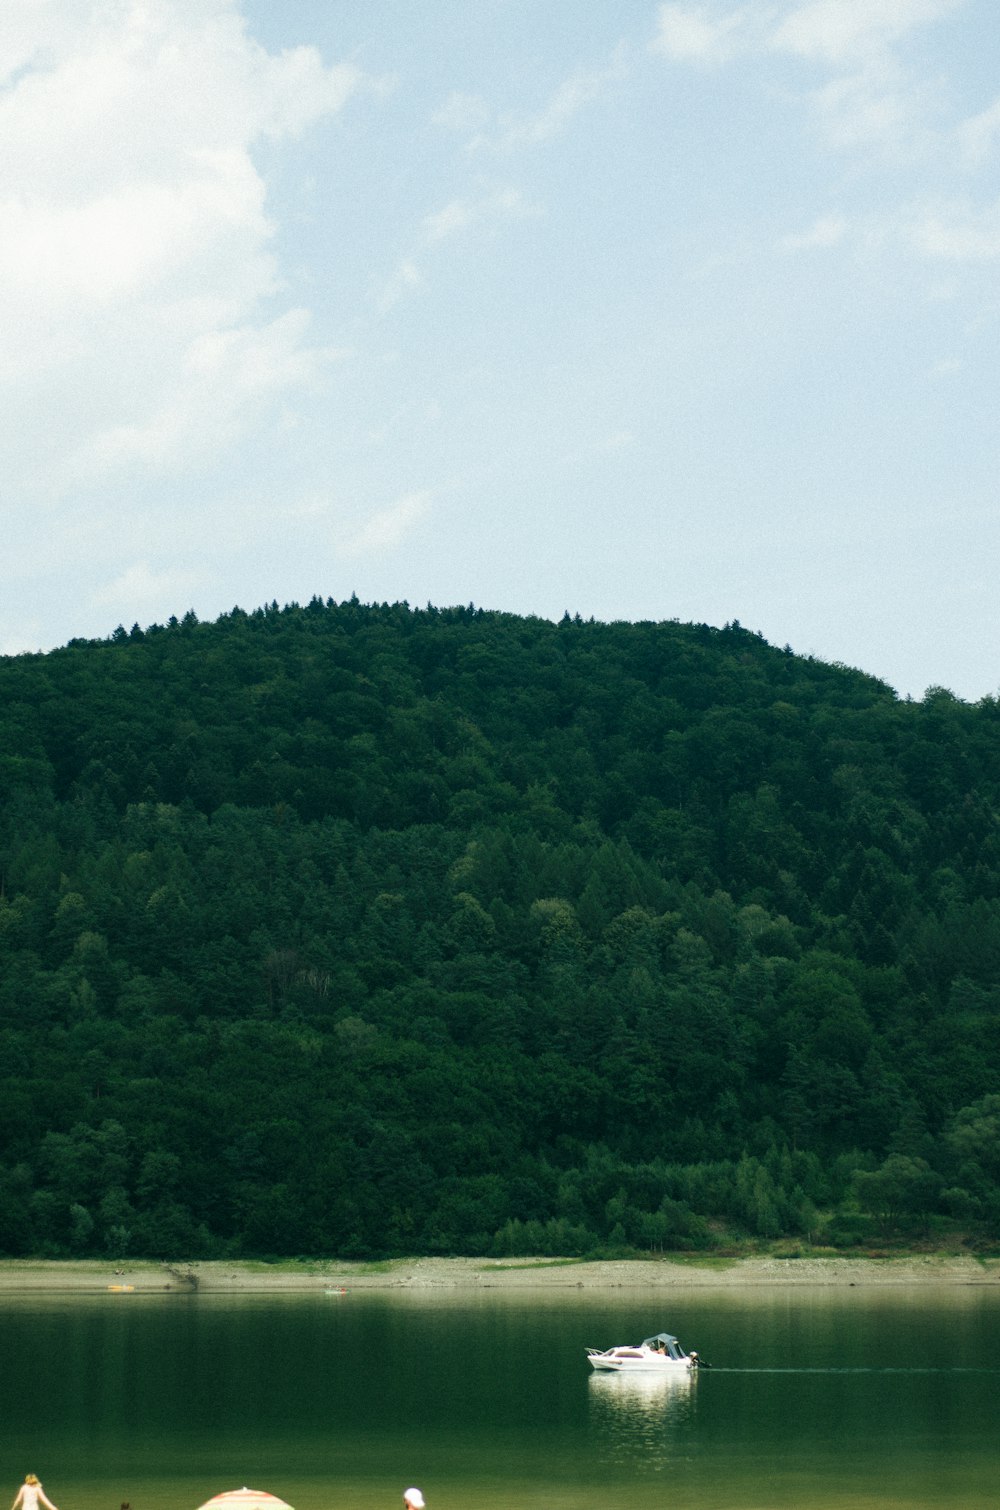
[707,1365,1000,1374]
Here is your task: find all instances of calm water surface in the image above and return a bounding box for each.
[2,1283,998,1510]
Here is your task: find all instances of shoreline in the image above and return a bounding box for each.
[1,1254,999,1292]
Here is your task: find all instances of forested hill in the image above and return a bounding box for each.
[2,598,1000,1261]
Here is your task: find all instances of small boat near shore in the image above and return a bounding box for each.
[586,1331,702,1372]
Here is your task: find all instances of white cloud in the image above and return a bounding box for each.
[651,4,766,64]
[91,559,209,618]
[770,0,961,66]
[508,68,611,143]
[65,309,343,485]
[958,96,1000,166]
[436,51,626,153]
[422,187,535,244]
[808,67,921,152]
[422,202,474,245]
[651,0,1000,312]
[0,0,364,497]
[0,151,271,319]
[782,197,1000,268]
[432,91,490,134]
[338,491,434,558]
[781,213,849,250]
[928,356,963,377]
[652,0,961,154]
[493,51,628,149]
[377,259,423,313]
[375,188,537,312]
[910,200,1000,260]
[652,0,962,68]
[770,0,963,155]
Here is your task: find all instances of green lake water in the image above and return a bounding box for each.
[2,1282,999,1510]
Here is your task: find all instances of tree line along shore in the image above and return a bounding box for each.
[2,599,1000,1261]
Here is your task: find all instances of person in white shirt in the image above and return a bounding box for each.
[12,1477,59,1510]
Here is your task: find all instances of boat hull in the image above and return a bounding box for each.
[586,1348,692,1373]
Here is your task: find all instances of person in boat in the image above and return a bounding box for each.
[11,1477,59,1510]
[403,1491,425,1510]
[655,1342,667,1354]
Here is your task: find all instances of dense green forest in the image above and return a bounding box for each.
[2,598,1000,1260]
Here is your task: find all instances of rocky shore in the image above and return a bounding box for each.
[1,1253,998,1292]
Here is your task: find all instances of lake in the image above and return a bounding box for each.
[3,1283,999,1510]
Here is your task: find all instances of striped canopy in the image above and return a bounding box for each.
[197,1490,294,1510]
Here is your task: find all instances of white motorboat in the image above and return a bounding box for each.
[586,1331,701,1372]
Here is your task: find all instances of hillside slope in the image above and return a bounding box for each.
[1,600,998,1257]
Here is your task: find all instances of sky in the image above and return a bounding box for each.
[3,0,999,700]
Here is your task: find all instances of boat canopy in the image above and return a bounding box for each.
[641,1333,687,1357]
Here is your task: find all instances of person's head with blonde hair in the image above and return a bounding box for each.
[24,1479,39,1488]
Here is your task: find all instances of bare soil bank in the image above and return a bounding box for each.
[1,1254,999,1293]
